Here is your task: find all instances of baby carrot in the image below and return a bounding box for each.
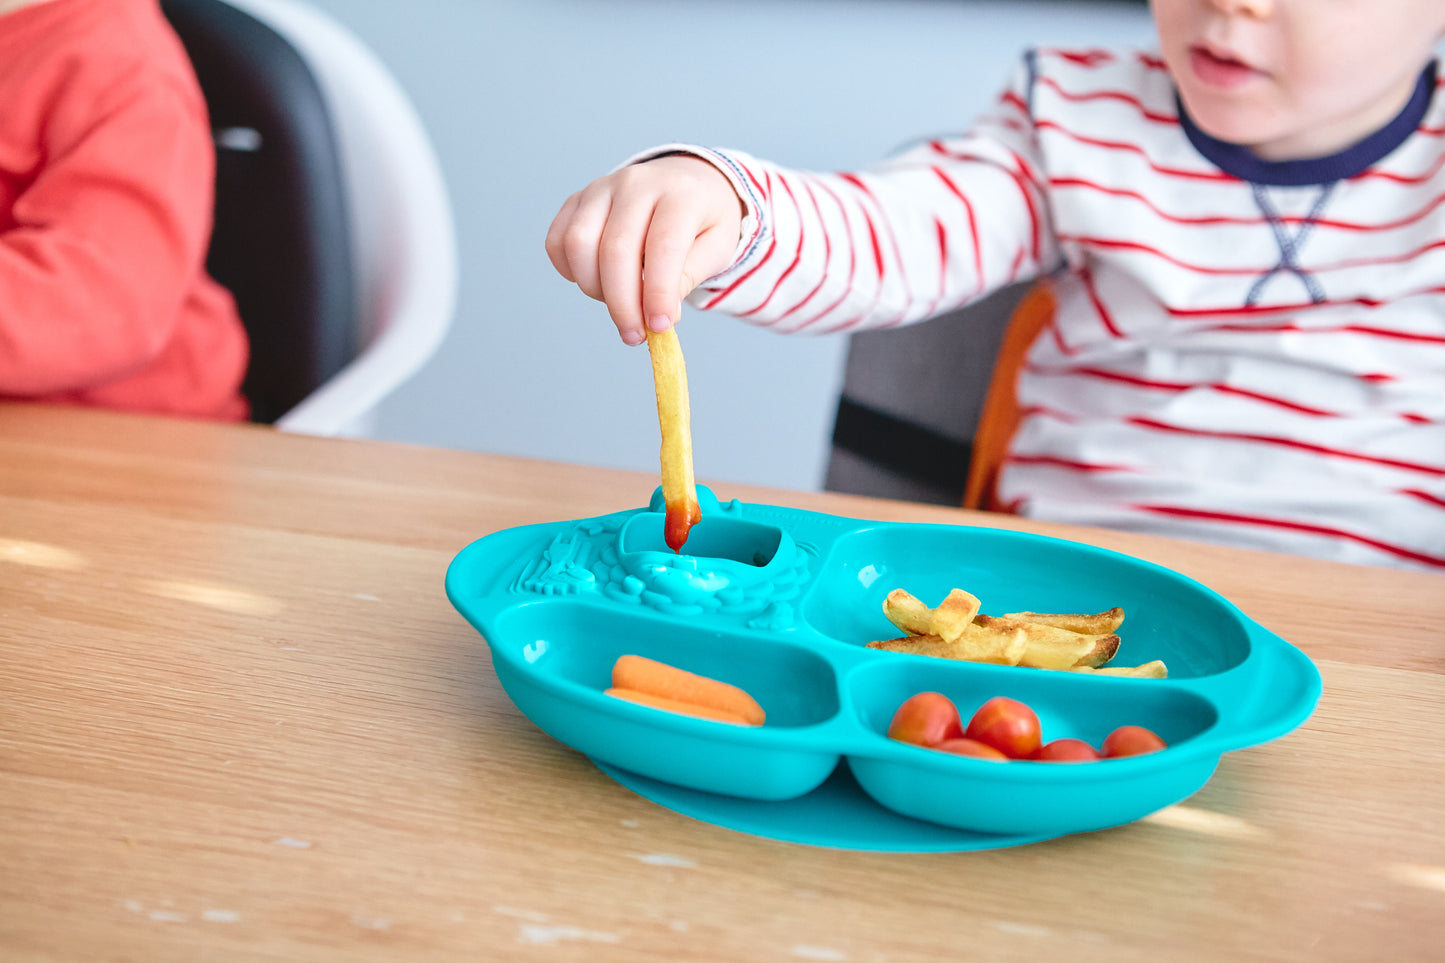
[605,688,755,725]
[611,654,766,726]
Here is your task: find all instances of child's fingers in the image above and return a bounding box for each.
[554,182,616,303]
[547,157,739,343]
[640,193,709,332]
[682,221,745,308]
[543,192,582,282]
[597,193,659,343]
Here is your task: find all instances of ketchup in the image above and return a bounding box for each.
[664,498,702,553]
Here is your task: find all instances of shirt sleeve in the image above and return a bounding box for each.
[642,55,1061,335]
[0,76,220,395]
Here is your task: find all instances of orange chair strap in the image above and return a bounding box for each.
[963,282,1056,511]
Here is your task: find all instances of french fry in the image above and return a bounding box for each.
[882,589,934,636]
[1001,607,1125,635]
[931,588,982,642]
[612,654,765,725]
[958,618,1030,665]
[973,615,1120,670]
[867,635,963,659]
[1067,660,1168,679]
[866,619,1027,666]
[646,327,700,552]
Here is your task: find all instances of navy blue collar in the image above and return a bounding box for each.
[1178,61,1437,186]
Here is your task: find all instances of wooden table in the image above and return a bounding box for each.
[1,405,1441,962]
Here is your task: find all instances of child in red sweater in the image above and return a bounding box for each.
[0,0,249,419]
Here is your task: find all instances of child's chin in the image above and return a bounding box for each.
[1181,96,1285,151]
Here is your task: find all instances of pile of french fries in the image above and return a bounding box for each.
[866,588,1168,678]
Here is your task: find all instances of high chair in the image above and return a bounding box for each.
[826,282,1053,512]
[163,0,458,435]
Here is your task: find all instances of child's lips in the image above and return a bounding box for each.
[1188,45,1263,89]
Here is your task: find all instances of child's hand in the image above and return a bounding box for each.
[545,155,745,345]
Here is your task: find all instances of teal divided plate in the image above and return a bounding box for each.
[445,486,1321,851]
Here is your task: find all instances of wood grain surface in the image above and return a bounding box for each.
[1,404,1441,962]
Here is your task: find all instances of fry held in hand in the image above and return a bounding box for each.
[610,654,765,726]
[646,327,700,552]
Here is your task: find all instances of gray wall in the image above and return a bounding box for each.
[305,0,1156,493]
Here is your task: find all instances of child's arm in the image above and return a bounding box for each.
[678,114,1059,335]
[0,77,220,395]
[547,56,1058,343]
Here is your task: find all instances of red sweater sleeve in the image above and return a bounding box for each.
[0,75,221,394]
[0,0,248,419]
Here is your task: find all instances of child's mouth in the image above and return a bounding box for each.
[1188,45,1262,89]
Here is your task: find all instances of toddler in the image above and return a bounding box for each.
[546,0,1445,572]
[0,0,248,419]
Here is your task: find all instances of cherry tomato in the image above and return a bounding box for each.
[934,738,1009,761]
[1033,738,1101,763]
[964,696,1042,759]
[887,692,963,747]
[1102,725,1168,758]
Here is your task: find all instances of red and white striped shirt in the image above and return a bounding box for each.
[651,47,1445,572]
